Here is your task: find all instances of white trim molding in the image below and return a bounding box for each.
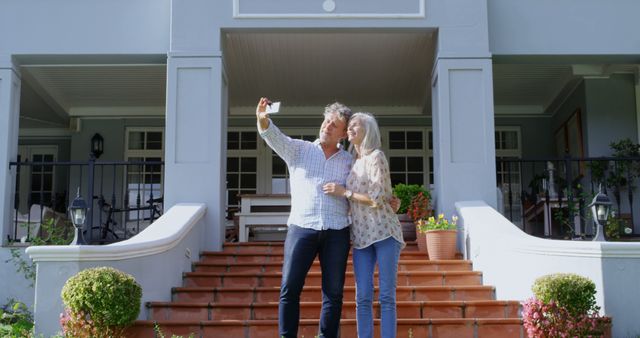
[26,203,205,262]
[233,0,425,19]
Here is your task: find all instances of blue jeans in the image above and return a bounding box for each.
[279,224,351,338]
[353,237,402,338]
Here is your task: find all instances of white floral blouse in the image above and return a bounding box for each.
[347,149,405,250]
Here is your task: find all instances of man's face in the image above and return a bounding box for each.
[319,112,348,146]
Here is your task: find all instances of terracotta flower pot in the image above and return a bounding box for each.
[397,214,416,242]
[416,231,427,253]
[426,229,457,260]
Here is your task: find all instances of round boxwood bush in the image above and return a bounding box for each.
[532,273,597,316]
[61,267,142,328]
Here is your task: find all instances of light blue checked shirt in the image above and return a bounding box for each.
[259,122,352,230]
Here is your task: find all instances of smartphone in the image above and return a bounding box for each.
[266,101,281,114]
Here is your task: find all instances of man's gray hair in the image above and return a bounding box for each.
[324,102,352,123]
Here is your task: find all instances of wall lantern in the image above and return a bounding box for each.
[68,188,88,245]
[589,186,612,242]
[91,133,104,159]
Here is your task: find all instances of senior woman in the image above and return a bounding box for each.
[323,112,405,338]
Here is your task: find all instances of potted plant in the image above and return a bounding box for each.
[416,213,457,260]
[392,183,430,243]
[407,191,432,252]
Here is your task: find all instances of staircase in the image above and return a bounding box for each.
[126,242,524,338]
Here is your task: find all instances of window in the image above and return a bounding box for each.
[495,127,522,225]
[271,133,316,193]
[125,129,164,221]
[16,146,58,213]
[384,129,430,188]
[226,131,258,207]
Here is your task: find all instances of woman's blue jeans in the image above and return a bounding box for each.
[352,237,402,338]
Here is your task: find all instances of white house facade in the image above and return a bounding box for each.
[1,0,640,336]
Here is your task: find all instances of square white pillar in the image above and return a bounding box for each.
[431,57,497,219]
[0,61,21,244]
[164,55,227,251]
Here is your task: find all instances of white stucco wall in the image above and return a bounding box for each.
[0,0,170,55]
[488,0,640,56]
[458,200,640,338]
[0,247,35,309]
[26,203,206,336]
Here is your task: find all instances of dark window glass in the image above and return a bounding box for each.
[147,132,163,150]
[428,131,433,150]
[241,174,256,189]
[272,157,287,176]
[389,157,406,172]
[227,157,239,172]
[389,132,405,149]
[407,174,423,185]
[227,132,239,150]
[407,157,423,171]
[406,132,423,149]
[241,158,257,172]
[240,132,257,149]
[390,174,405,187]
[429,157,434,183]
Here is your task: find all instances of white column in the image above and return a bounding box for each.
[164,55,227,251]
[0,59,21,244]
[431,57,497,219]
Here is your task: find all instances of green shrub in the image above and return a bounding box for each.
[393,184,429,214]
[531,273,597,316]
[0,299,33,337]
[61,267,142,329]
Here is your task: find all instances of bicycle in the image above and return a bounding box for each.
[88,195,163,244]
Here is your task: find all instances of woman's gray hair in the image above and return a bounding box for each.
[349,112,381,156]
[324,102,352,123]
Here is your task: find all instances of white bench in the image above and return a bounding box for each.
[235,194,291,242]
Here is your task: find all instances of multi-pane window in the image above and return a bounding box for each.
[386,130,429,187]
[227,156,257,206]
[16,146,57,213]
[30,154,55,206]
[495,128,522,224]
[226,131,258,207]
[271,133,316,193]
[125,129,164,221]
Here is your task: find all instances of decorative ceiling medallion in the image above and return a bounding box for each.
[233,0,424,19]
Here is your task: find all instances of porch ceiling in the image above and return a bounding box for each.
[222,30,436,111]
[17,35,638,126]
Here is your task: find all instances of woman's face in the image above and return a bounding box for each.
[347,118,365,145]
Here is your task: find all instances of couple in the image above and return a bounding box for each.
[256,98,405,338]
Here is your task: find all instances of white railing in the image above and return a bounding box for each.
[457,200,640,338]
[26,203,206,337]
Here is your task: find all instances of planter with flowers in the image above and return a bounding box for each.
[407,191,432,252]
[393,184,431,243]
[416,214,458,260]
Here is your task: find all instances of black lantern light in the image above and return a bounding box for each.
[589,186,612,242]
[91,133,104,159]
[68,188,88,245]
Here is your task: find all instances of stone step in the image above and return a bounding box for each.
[199,249,441,264]
[192,259,473,273]
[182,271,483,288]
[172,285,496,303]
[220,241,421,253]
[147,300,522,321]
[126,318,524,338]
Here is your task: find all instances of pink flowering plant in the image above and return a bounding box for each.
[416,213,457,233]
[522,273,609,337]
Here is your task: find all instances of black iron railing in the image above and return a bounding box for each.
[497,156,640,239]
[8,155,164,245]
